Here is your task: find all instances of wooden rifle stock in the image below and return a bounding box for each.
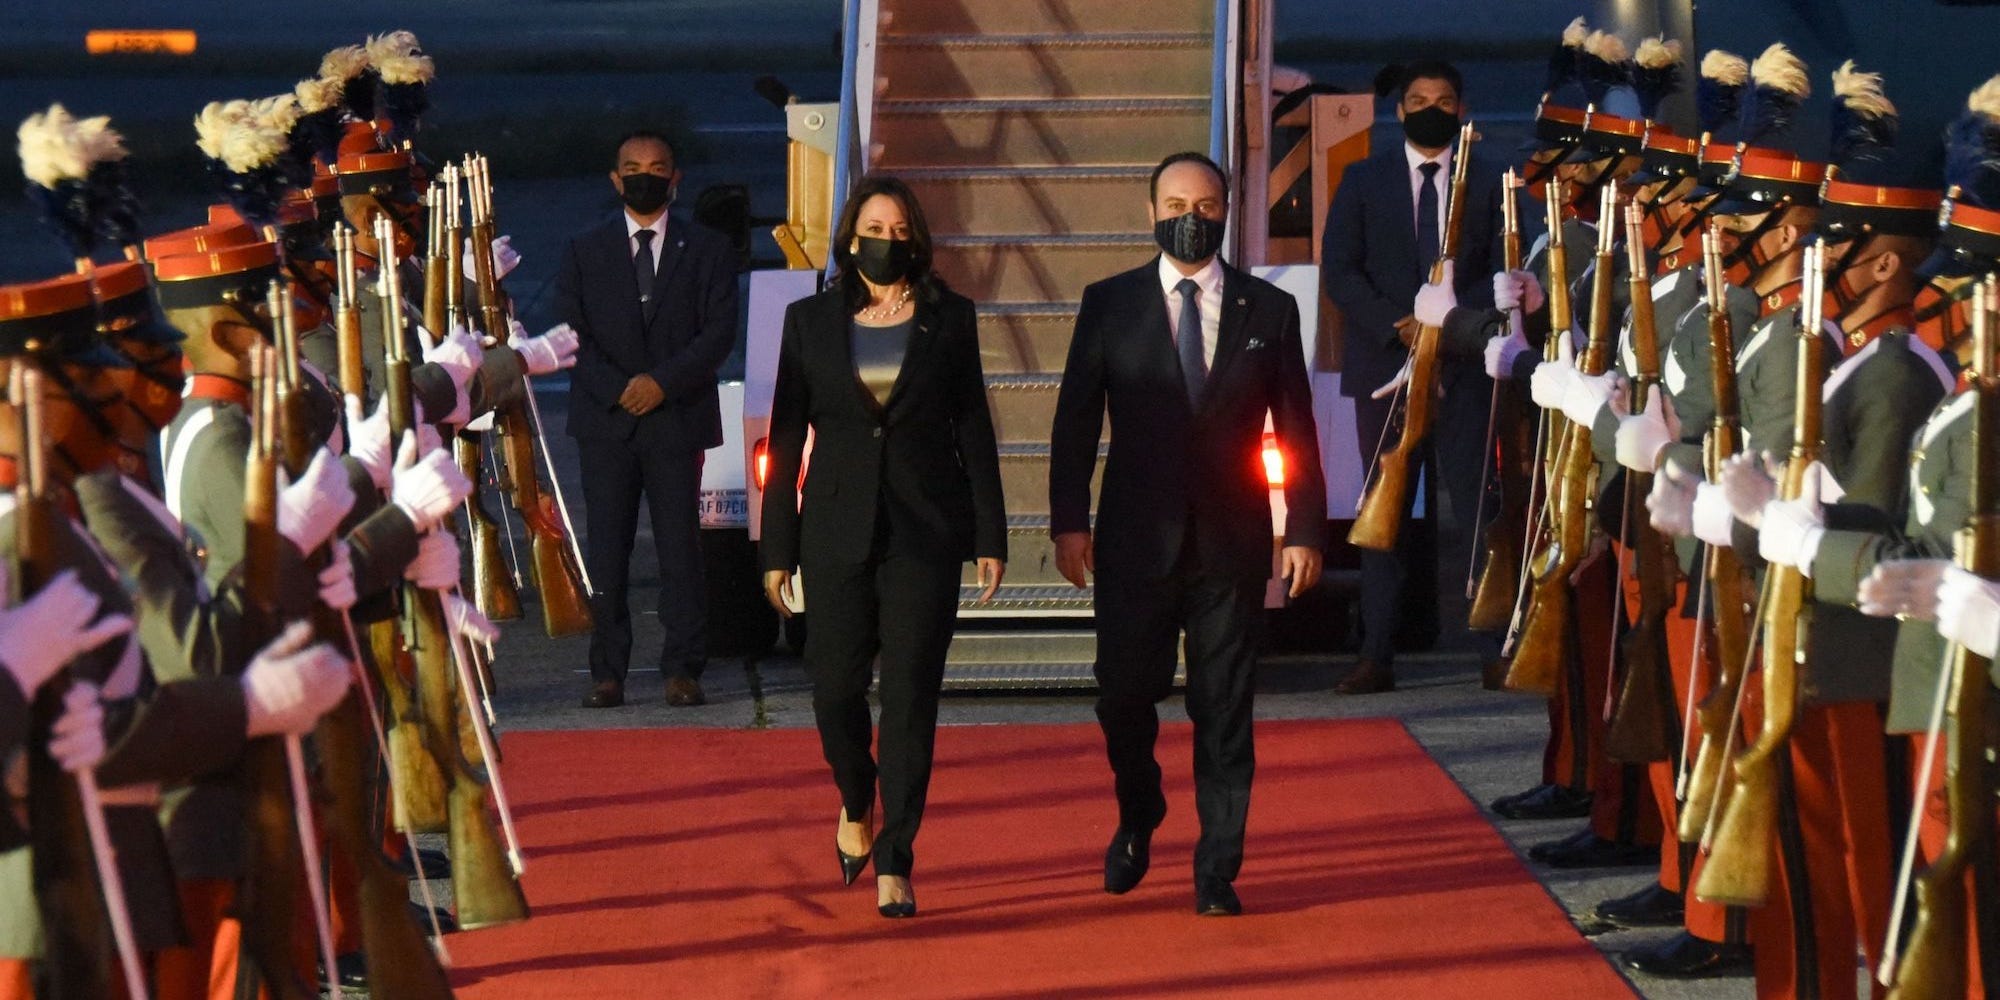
[1607,203,1682,763]
[1697,245,1829,907]
[1507,183,1614,693]
[1679,227,1754,841]
[1886,277,2000,998]
[422,184,450,341]
[1469,169,1532,631]
[1350,121,1477,551]
[465,154,593,636]
[332,225,367,408]
[381,215,530,928]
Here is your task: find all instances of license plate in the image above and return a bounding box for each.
[699,490,749,528]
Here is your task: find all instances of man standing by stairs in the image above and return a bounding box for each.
[1050,151,1326,916]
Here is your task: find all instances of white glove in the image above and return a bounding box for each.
[0,568,133,697]
[1615,392,1676,472]
[1859,558,1949,619]
[318,540,357,611]
[1529,335,1576,411]
[1720,451,1780,529]
[390,431,473,533]
[49,682,104,773]
[1485,326,1531,380]
[422,324,482,427]
[405,530,462,591]
[1692,481,1737,548]
[1936,565,2000,659]
[514,322,578,376]
[1494,269,1546,314]
[277,448,356,555]
[441,591,500,645]
[1757,466,1826,573]
[1647,460,1700,537]
[465,235,521,283]
[1369,357,1413,400]
[241,621,352,738]
[345,395,393,492]
[1412,261,1457,328]
[1560,368,1618,426]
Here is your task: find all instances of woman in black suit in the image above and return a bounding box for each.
[759,175,1006,917]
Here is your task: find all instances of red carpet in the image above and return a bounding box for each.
[447,719,1633,999]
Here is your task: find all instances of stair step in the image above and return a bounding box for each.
[877,33,1210,102]
[998,442,1101,519]
[947,629,1098,664]
[958,514,1065,586]
[955,583,1095,615]
[871,98,1209,171]
[978,302,1079,374]
[934,233,1154,305]
[880,0,1214,38]
[983,372,1062,445]
[939,660,1186,692]
[902,166,1154,237]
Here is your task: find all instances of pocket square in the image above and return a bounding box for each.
[1244,338,1268,350]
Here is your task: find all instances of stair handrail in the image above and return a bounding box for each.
[827,0,872,283]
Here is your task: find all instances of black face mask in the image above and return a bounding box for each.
[852,236,914,285]
[620,173,673,215]
[1402,105,1460,149]
[1154,211,1227,265]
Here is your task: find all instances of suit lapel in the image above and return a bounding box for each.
[1386,152,1419,270]
[882,296,938,418]
[644,227,689,325]
[1201,266,1253,404]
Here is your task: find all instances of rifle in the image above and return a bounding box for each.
[1606,201,1683,763]
[1696,242,1829,907]
[1350,121,1477,551]
[464,155,593,638]
[237,346,321,1000]
[12,365,150,1000]
[1679,225,1757,841]
[1882,276,1999,997]
[1505,182,1617,693]
[422,184,450,341]
[379,214,531,930]
[333,225,368,409]
[1468,169,1533,630]
[443,163,523,624]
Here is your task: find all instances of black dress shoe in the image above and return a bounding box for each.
[1528,828,1656,869]
[409,902,458,935]
[1621,932,1753,979]
[389,846,452,881]
[1490,784,1593,820]
[582,681,624,708]
[1335,659,1396,695]
[1194,878,1241,916]
[1103,826,1153,895]
[322,950,367,990]
[1593,882,1685,929]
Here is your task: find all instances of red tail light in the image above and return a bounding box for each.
[752,438,771,491]
[1261,432,1285,487]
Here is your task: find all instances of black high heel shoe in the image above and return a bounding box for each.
[837,844,870,887]
[877,878,916,918]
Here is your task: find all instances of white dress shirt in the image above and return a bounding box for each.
[1159,252,1223,368]
[1404,141,1452,252]
[625,211,668,277]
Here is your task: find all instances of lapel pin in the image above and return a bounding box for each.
[1236,297,1247,306]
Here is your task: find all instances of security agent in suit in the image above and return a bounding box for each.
[555,129,738,709]
[759,176,1007,918]
[1321,60,1503,694]
[1051,152,1327,916]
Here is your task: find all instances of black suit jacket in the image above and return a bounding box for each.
[555,212,738,450]
[758,286,1007,572]
[1321,142,1504,396]
[1049,258,1328,581]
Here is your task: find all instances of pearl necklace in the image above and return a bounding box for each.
[857,284,913,322]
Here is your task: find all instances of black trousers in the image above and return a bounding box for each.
[1350,362,1490,666]
[1093,526,1264,882]
[801,538,961,878]
[576,436,707,683]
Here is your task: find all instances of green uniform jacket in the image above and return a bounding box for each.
[1814,384,1974,729]
[0,493,250,957]
[297,272,528,425]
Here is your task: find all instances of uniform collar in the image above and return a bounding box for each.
[185,373,252,410]
[1759,279,1805,319]
[0,454,14,490]
[1839,306,1914,354]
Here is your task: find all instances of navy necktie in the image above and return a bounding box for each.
[1416,160,1442,275]
[1176,278,1205,405]
[633,229,656,305]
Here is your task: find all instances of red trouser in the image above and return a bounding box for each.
[153,878,250,1000]
[1578,546,1659,846]
[1636,578,1735,943]
[1747,701,1894,1000]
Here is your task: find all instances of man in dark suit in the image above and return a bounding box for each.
[1322,59,1504,693]
[1050,152,1327,916]
[555,129,737,708]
